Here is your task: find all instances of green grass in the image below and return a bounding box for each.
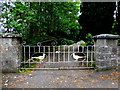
[91,62,96,68]
[19,59,40,73]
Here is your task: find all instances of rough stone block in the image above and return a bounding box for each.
[96,60,110,67]
[93,34,120,71]
[111,59,118,67]
[0,33,22,73]
[112,48,117,54]
[118,46,120,57]
[98,46,112,53]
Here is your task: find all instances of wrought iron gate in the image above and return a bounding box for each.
[20,40,95,70]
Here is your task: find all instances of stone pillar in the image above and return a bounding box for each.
[0,33,22,73]
[93,34,120,71]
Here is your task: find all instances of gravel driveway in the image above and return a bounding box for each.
[2,69,120,88]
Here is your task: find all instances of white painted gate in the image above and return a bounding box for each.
[20,41,95,70]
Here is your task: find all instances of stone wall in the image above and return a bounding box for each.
[93,34,120,71]
[0,33,22,73]
[118,46,120,71]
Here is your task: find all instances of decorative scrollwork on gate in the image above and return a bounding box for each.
[22,39,68,46]
[22,41,26,45]
[61,40,67,45]
[51,40,58,46]
[37,42,42,46]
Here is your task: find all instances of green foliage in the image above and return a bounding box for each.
[0,31,3,33]
[111,18,118,35]
[19,59,40,73]
[65,39,74,45]
[91,62,96,68]
[80,42,87,46]
[118,39,120,44]
[112,19,118,30]
[85,33,94,45]
[2,2,81,44]
[2,2,37,41]
[113,1,120,35]
[58,38,74,45]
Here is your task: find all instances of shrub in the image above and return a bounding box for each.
[85,33,94,45]
[58,38,74,45]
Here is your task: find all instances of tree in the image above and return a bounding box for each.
[116,1,120,35]
[2,2,81,44]
[78,2,116,41]
[1,2,37,40]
